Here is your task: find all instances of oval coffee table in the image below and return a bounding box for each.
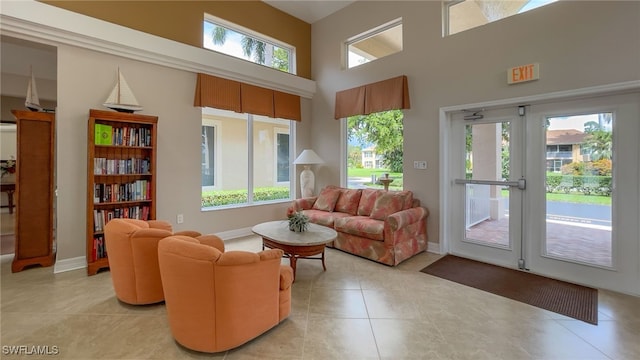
[252,220,337,281]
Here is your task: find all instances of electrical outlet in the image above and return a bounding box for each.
[177,214,184,224]
[414,161,427,169]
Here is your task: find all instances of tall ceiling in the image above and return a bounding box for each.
[263,0,356,24]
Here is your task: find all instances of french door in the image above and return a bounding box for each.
[448,107,525,269]
[447,92,640,294]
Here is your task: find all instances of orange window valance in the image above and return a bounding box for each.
[194,73,301,121]
[334,75,410,119]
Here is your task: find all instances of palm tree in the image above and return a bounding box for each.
[583,120,612,161]
[212,26,267,65]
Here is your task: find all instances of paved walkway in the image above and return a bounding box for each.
[467,218,612,267]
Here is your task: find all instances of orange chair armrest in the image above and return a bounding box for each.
[216,251,260,266]
[130,228,172,239]
[175,230,202,238]
[279,265,293,290]
[259,249,284,261]
[146,220,173,231]
[196,234,225,252]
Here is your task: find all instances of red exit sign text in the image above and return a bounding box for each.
[508,63,540,84]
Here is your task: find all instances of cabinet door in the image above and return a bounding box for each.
[12,110,55,272]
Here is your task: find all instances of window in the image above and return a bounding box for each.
[201,108,293,209]
[346,110,404,189]
[203,14,295,74]
[444,0,558,36]
[346,18,402,69]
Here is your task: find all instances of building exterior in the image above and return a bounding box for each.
[545,129,587,172]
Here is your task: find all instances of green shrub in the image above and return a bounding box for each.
[202,187,290,207]
[546,174,611,196]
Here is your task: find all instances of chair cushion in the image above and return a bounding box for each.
[334,188,362,215]
[312,187,342,212]
[370,191,408,220]
[357,189,382,216]
[334,216,384,241]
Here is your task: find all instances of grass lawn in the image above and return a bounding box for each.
[501,190,611,206]
[348,168,402,178]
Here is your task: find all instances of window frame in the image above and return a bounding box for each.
[443,0,558,37]
[344,17,403,69]
[203,13,297,75]
[201,108,295,211]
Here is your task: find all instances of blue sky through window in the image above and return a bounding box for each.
[203,21,252,61]
[519,0,558,13]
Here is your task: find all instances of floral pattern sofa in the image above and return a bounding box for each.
[289,186,429,266]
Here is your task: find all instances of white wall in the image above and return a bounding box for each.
[311,1,640,246]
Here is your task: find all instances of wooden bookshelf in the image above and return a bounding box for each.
[86,109,157,275]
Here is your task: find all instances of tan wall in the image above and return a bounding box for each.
[41,0,312,79]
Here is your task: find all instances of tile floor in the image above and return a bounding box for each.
[1,236,639,359]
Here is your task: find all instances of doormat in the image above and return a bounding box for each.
[420,255,598,325]
[0,234,15,255]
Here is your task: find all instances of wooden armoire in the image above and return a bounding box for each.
[11,110,55,272]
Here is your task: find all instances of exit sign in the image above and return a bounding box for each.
[508,63,540,84]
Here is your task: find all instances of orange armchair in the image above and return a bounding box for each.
[158,235,293,353]
[104,219,224,305]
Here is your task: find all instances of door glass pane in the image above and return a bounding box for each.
[464,122,510,247]
[545,113,613,267]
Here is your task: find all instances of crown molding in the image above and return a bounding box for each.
[0,0,316,99]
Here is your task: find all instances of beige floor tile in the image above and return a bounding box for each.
[2,235,639,359]
[302,316,379,359]
[556,319,640,360]
[308,288,368,318]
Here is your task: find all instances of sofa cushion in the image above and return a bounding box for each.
[334,188,362,215]
[312,187,342,212]
[357,189,381,216]
[302,209,351,228]
[370,191,407,220]
[334,216,384,241]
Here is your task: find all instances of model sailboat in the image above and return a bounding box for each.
[103,68,143,113]
[25,68,43,112]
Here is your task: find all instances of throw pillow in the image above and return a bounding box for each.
[357,189,381,216]
[335,188,362,215]
[369,192,405,220]
[395,190,414,210]
[312,187,342,212]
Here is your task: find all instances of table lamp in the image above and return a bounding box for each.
[293,149,324,197]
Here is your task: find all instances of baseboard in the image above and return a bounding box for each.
[427,241,441,254]
[53,256,86,274]
[212,227,254,241]
[50,229,254,273]
[0,253,14,262]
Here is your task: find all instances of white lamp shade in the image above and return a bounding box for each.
[293,149,324,165]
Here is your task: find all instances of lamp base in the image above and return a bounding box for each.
[300,166,315,198]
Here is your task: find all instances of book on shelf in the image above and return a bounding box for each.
[94,124,113,145]
[92,235,107,261]
[92,205,151,232]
